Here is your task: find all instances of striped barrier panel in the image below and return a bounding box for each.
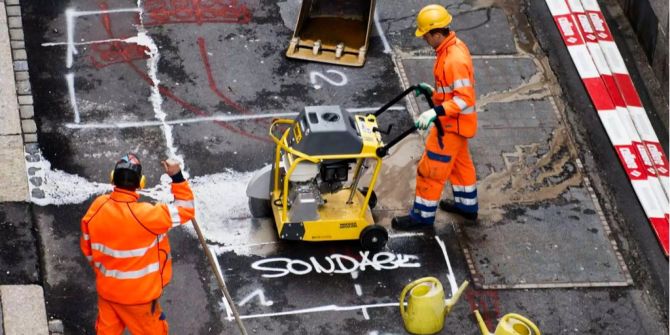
[545,0,669,254]
[579,0,670,198]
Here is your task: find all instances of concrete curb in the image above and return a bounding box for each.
[1,0,42,203]
[2,0,36,145]
[1,0,48,202]
[0,285,49,335]
[0,0,28,202]
[0,2,52,334]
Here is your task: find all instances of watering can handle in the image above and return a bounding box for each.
[399,277,441,317]
[504,313,542,335]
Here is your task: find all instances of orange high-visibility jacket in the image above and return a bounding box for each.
[80,181,195,305]
[432,32,477,138]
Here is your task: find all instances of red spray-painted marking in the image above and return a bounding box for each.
[88,42,149,69]
[197,37,249,114]
[465,289,500,330]
[94,2,270,143]
[144,0,251,26]
[88,3,148,69]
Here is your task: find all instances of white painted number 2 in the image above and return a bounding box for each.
[310,70,348,90]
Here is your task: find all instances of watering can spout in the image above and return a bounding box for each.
[474,310,542,335]
[444,281,469,316]
[475,310,493,335]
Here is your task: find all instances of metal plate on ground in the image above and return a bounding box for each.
[458,186,631,289]
[397,56,631,289]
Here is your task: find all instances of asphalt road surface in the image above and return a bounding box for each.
[5,0,667,334]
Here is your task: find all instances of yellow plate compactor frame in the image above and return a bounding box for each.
[246,86,435,251]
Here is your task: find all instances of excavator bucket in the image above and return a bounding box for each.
[286,0,376,67]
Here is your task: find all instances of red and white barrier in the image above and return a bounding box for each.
[579,0,670,198]
[545,0,669,254]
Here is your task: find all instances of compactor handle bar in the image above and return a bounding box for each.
[370,85,443,157]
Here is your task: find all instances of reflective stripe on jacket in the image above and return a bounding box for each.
[432,32,477,138]
[80,181,195,305]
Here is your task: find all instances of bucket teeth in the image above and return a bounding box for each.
[335,42,344,58]
[312,40,322,55]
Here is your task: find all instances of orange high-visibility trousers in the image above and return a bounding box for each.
[411,130,478,224]
[95,296,169,335]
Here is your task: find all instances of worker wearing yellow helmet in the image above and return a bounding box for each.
[393,4,479,229]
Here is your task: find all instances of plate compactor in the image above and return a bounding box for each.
[246,86,436,251]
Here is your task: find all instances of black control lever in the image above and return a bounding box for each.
[372,124,393,135]
[373,84,443,158]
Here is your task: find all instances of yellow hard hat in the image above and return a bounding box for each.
[415,4,453,37]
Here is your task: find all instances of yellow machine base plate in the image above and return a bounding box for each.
[272,189,375,241]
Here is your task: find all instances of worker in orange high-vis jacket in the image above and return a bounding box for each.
[393,4,478,230]
[80,153,195,334]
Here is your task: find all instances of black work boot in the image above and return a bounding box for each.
[392,215,432,230]
[439,200,478,221]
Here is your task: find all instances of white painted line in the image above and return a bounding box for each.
[401,55,534,60]
[71,8,141,17]
[361,307,370,320]
[373,9,391,54]
[209,245,234,319]
[237,301,400,320]
[388,231,424,238]
[65,9,76,68]
[354,284,362,296]
[63,107,406,129]
[435,235,458,297]
[42,38,137,47]
[65,73,80,123]
[65,7,142,68]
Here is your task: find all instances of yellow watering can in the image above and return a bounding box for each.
[475,310,541,335]
[399,277,469,335]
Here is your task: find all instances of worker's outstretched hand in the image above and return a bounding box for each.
[162,159,181,177]
[414,82,435,97]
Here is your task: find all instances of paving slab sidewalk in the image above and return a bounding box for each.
[0,285,48,335]
[0,1,27,202]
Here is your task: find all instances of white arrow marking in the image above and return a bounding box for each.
[239,289,274,307]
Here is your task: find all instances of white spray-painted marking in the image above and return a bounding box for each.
[208,244,233,320]
[65,73,80,123]
[354,284,362,296]
[65,7,142,68]
[42,38,138,47]
[63,107,406,129]
[238,289,274,307]
[388,232,424,239]
[125,32,183,165]
[435,235,457,297]
[310,70,348,89]
[361,307,370,320]
[373,9,391,54]
[25,150,113,206]
[251,252,420,278]
[236,301,400,320]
